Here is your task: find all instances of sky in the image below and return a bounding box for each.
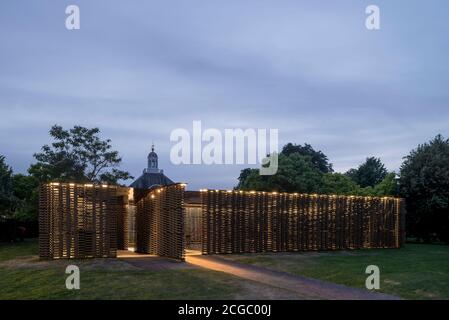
[0,0,448,190]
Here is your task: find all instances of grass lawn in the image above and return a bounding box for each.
[2,240,448,300]
[222,244,449,300]
[0,239,274,300]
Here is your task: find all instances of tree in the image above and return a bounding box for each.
[371,172,398,196]
[320,173,361,195]
[281,143,333,173]
[346,157,387,188]
[236,153,323,193]
[12,174,39,222]
[236,168,254,190]
[400,135,449,243]
[0,155,14,215]
[29,125,133,184]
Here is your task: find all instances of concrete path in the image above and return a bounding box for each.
[118,250,193,271]
[186,255,400,300]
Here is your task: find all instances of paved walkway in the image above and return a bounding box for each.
[118,250,193,271]
[186,255,400,300]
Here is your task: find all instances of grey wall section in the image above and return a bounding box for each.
[201,190,405,254]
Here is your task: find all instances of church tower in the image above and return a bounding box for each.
[130,143,174,189]
[146,144,161,173]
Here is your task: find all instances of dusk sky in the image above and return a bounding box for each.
[1,0,448,190]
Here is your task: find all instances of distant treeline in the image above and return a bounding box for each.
[237,136,449,244]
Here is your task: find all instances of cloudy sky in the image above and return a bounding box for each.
[1,0,448,190]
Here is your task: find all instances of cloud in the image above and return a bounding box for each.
[0,0,448,189]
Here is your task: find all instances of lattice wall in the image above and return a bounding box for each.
[201,190,405,254]
[40,183,405,260]
[185,205,202,249]
[135,184,185,260]
[116,202,128,250]
[39,183,127,259]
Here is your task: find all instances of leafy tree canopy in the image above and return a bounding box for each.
[29,125,133,184]
[320,172,398,197]
[237,152,324,193]
[237,144,397,198]
[281,143,333,173]
[0,155,14,215]
[320,173,360,195]
[12,174,39,222]
[345,157,387,188]
[400,134,449,243]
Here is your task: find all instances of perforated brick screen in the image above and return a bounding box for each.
[201,190,405,254]
[39,183,127,259]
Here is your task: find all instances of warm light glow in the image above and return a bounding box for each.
[50,182,60,186]
[151,194,155,199]
[84,184,93,188]
[102,184,108,188]
[180,183,187,187]
[227,190,233,193]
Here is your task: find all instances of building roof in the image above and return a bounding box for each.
[129,172,174,189]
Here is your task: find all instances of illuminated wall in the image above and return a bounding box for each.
[39,183,405,260]
[135,184,185,260]
[185,205,202,249]
[39,183,128,259]
[201,190,405,254]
